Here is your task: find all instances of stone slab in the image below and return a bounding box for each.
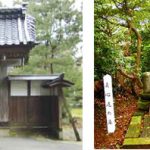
[123,138,150,149]
[130,116,142,125]
[125,124,141,138]
[125,116,142,138]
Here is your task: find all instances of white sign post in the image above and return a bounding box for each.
[103,74,115,133]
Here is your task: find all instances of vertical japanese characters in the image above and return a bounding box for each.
[103,74,115,133]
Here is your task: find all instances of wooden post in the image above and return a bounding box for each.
[0,62,9,122]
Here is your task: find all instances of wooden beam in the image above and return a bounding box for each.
[0,44,33,51]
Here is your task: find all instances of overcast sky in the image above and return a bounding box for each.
[0,0,14,7]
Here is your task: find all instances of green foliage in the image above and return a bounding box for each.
[94,0,150,80]
[94,0,124,79]
[71,108,82,118]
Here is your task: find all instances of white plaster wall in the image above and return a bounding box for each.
[31,81,51,96]
[11,81,27,96]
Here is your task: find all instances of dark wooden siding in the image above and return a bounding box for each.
[9,96,59,128]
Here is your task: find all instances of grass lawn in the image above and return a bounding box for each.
[71,107,82,118]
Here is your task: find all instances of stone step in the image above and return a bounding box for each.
[125,124,141,138]
[130,116,142,125]
[123,138,150,149]
[125,116,142,138]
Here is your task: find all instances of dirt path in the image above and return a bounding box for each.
[94,95,137,149]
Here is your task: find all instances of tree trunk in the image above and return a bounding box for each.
[50,48,54,74]
[128,21,142,73]
[50,63,53,74]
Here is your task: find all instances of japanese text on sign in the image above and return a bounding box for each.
[103,74,115,133]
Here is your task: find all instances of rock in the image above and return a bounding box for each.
[143,72,150,93]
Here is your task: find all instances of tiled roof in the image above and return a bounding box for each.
[0,6,36,46]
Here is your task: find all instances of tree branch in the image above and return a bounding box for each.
[127,21,142,72]
[117,68,135,79]
[100,16,128,28]
[117,68,143,88]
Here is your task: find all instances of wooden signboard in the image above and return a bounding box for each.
[103,74,115,133]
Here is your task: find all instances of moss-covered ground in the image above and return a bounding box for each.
[123,114,150,148]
